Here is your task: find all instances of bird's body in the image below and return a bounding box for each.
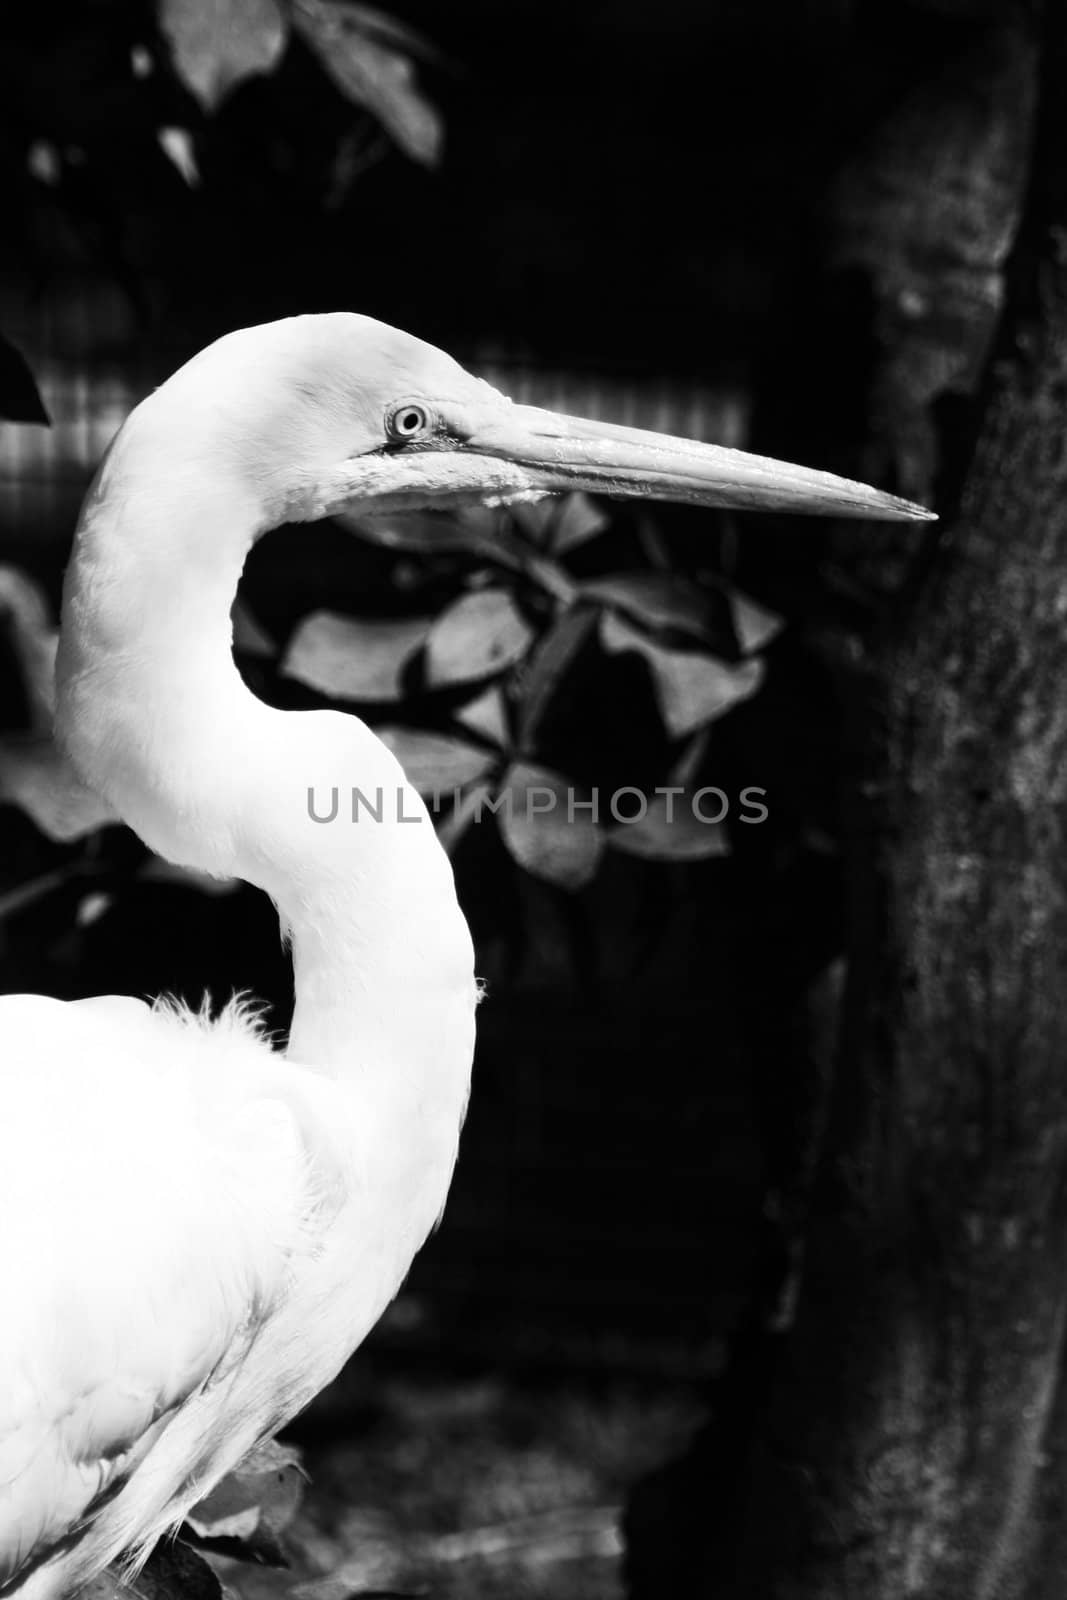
[0,314,930,1598]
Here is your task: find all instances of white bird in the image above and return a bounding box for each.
[0,313,930,1599]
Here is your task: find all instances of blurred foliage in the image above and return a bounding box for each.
[284,496,780,888]
[0,0,444,325]
[213,1373,697,1600]
[0,491,783,906]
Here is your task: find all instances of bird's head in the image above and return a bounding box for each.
[136,312,934,529]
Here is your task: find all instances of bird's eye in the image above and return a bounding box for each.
[386,402,432,443]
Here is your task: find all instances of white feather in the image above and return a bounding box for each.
[2,316,481,1597]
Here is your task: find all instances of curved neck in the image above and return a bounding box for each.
[56,456,476,1090]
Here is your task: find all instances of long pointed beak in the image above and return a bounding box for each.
[464,403,934,522]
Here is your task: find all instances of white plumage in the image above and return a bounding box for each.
[0,313,929,1598]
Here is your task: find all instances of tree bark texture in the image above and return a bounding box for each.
[731,3,1067,1594]
[625,3,1067,1596]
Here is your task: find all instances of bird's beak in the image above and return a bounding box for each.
[325,398,935,524]
[460,402,934,521]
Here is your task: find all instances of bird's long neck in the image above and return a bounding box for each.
[55,446,476,1101]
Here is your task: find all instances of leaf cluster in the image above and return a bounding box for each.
[277,495,782,888]
[0,492,782,915]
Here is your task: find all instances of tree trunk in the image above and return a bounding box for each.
[629,2,1067,1595]
[738,2,1067,1594]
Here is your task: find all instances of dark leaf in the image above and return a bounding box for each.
[82,1539,222,1600]
[139,1541,224,1600]
[377,727,496,797]
[514,606,597,747]
[510,493,608,553]
[495,538,578,605]
[140,1541,224,1600]
[669,727,710,789]
[331,1,443,64]
[509,499,556,545]
[292,0,443,166]
[0,335,49,425]
[437,778,493,853]
[0,737,117,842]
[0,565,57,730]
[600,613,764,737]
[185,1440,305,1565]
[498,761,603,889]
[581,572,724,645]
[158,0,288,111]
[231,598,275,659]
[728,586,784,654]
[281,611,430,700]
[425,590,534,687]
[455,685,508,747]
[551,492,609,553]
[607,791,730,861]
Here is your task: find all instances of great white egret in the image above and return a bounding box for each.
[0,314,931,1598]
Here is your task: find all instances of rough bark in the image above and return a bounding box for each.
[626,2,1067,1595]
[732,2,1067,1594]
